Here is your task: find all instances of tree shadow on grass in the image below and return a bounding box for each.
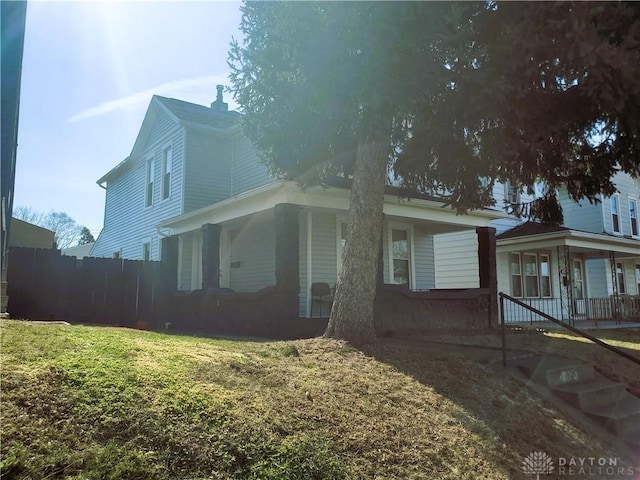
[361,333,638,476]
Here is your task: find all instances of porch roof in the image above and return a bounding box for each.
[157,180,507,236]
[497,222,640,258]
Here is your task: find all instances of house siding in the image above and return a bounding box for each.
[413,226,435,291]
[433,230,480,288]
[299,211,308,317]
[183,127,232,213]
[558,188,603,234]
[585,259,608,297]
[228,213,276,292]
[92,122,184,260]
[310,211,338,286]
[230,136,273,196]
[147,109,175,147]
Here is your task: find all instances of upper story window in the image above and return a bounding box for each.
[145,158,155,207]
[610,195,620,234]
[504,181,520,207]
[162,146,172,200]
[629,198,638,237]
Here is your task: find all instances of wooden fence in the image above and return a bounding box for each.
[7,247,172,328]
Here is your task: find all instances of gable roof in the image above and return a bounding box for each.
[97,95,241,186]
[155,95,241,130]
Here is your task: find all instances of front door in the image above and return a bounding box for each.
[571,259,585,315]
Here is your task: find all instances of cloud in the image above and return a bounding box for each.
[68,74,230,122]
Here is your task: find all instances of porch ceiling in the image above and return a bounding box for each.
[497,229,640,259]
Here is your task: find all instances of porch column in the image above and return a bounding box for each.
[476,227,497,328]
[160,236,179,291]
[275,204,300,321]
[201,224,221,290]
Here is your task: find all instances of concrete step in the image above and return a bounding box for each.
[583,394,640,439]
[511,354,640,447]
[551,375,628,411]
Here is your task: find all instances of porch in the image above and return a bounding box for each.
[497,222,640,326]
[156,181,504,335]
[500,294,640,326]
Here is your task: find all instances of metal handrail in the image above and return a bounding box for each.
[499,292,640,368]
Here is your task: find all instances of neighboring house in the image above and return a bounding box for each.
[62,242,95,258]
[496,171,640,323]
[434,172,640,323]
[8,218,56,249]
[93,88,506,319]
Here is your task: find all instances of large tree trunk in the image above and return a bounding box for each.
[324,137,387,345]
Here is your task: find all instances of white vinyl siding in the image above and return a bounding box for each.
[311,211,338,287]
[433,230,480,288]
[556,187,603,234]
[230,136,273,196]
[413,226,435,291]
[228,214,276,292]
[92,118,183,260]
[183,128,232,212]
[585,259,608,297]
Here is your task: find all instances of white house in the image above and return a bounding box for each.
[92,89,506,320]
[434,174,640,323]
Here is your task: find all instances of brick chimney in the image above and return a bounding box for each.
[211,84,228,111]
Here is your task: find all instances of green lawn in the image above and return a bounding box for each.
[0,320,630,479]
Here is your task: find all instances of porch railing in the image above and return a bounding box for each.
[499,292,640,368]
[500,295,640,326]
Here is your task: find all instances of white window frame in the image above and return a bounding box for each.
[610,194,621,234]
[522,252,540,298]
[571,258,584,300]
[142,241,151,262]
[629,197,638,238]
[539,253,552,298]
[616,262,626,294]
[509,252,553,299]
[636,264,640,295]
[387,223,415,289]
[509,253,523,298]
[145,156,155,208]
[161,144,173,201]
[504,181,520,206]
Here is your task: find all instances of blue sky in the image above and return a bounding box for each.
[15,1,243,237]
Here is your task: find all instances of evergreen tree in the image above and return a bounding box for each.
[229,1,640,345]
